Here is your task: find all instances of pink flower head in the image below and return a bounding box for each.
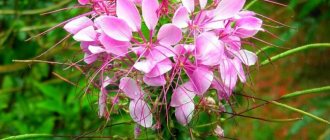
[60,0,263,129]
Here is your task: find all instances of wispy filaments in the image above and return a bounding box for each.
[62,0,263,134]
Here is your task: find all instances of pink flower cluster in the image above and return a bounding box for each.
[63,0,263,128]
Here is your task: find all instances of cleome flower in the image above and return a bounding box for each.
[62,0,263,130]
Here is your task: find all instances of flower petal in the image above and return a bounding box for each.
[236,49,257,66]
[145,46,175,63]
[172,6,190,28]
[188,67,214,95]
[99,34,131,56]
[95,16,132,42]
[64,16,93,34]
[195,32,224,66]
[157,24,182,46]
[213,0,246,20]
[134,59,155,73]
[232,58,246,82]
[84,53,97,64]
[116,0,141,31]
[199,0,207,9]
[211,78,229,100]
[73,26,97,42]
[235,16,263,38]
[175,102,194,125]
[218,58,238,95]
[119,77,143,100]
[129,99,153,128]
[88,45,105,54]
[142,0,159,31]
[145,59,172,77]
[170,82,196,107]
[143,75,166,86]
[78,0,89,5]
[182,0,194,13]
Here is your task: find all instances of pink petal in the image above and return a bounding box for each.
[78,0,89,5]
[202,20,225,31]
[145,59,172,77]
[182,0,194,13]
[154,46,176,58]
[236,49,257,66]
[134,59,155,73]
[175,102,194,125]
[146,46,175,63]
[222,35,241,51]
[172,6,190,28]
[157,24,182,46]
[143,75,166,86]
[170,82,196,107]
[95,16,132,42]
[188,67,214,95]
[84,53,97,64]
[236,11,256,18]
[116,0,141,31]
[88,45,105,54]
[119,77,143,100]
[218,58,238,93]
[73,26,97,42]
[199,0,207,9]
[80,41,99,53]
[130,0,142,5]
[142,0,159,31]
[129,99,153,128]
[195,32,224,66]
[235,16,263,38]
[99,34,131,56]
[213,0,246,20]
[232,58,246,83]
[64,16,93,34]
[211,78,229,99]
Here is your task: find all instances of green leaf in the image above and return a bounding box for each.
[33,82,62,102]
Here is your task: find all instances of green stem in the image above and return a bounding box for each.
[271,101,330,125]
[244,0,258,10]
[0,0,71,15]
[261,43,330,66]
[1,134,52,140]
[280,86,330,99]
[256,46,272,55]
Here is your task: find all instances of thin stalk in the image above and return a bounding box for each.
[280,86,330,99]
[1,134,52,140]
[271,101,330,125]
[244,0,258,10]
[0,0,71,15]
[261,43,330,66]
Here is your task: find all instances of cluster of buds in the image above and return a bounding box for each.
[63,0,263,128]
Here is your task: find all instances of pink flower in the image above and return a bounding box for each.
[60,0,264,129]
[119,77,153,128]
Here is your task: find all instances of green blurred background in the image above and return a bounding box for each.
[0,0,329,139]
